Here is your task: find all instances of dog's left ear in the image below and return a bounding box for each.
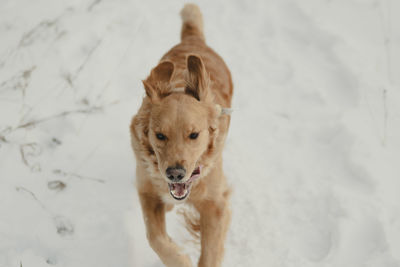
[143,61,175,101]
[184,55,211,102]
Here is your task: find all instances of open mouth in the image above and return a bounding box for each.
[168,165,202,200]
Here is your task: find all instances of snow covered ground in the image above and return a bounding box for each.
[1,0,399,266]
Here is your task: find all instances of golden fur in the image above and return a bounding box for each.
[130,4,233,267]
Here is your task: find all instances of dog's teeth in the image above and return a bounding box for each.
[170,186,188,198]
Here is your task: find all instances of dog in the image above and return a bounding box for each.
[130,3,233,267]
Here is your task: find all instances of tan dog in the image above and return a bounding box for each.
[130,4,233,267]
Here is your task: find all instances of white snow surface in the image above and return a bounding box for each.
[1,0,400,266]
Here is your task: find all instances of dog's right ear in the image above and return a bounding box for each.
[143,61,175,101]
[184,55,211,102]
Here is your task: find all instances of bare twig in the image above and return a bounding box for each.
[69,39,102,88]
[87,0,102,12]
[0,66,36,97]
[90,17,143,100]
[19,145,30,166]
[1,101,117,142]
[18,19,58,48]
[16,186,47,211]
[15,187,75,237]
[53,169,105,183]
[16,106,103,130]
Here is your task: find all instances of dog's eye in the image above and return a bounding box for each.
[156,133,166,140]
[189,132,199,139]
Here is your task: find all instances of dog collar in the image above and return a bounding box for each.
[216,104,233,116]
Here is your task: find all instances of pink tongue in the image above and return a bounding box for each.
[188,165,202,182]
[173,184,186,197]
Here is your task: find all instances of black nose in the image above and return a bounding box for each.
[166,166,186,181]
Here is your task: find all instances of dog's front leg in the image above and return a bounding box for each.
[197,198,231,267]
[139,192,192,267]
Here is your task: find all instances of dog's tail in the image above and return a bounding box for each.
[180,3,205,42]
[177,207,201,241]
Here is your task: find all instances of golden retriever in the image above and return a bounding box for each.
[130,3,233,267]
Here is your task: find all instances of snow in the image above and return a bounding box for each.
[1,0,399,266]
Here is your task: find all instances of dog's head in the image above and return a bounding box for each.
[142,55,220,201]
